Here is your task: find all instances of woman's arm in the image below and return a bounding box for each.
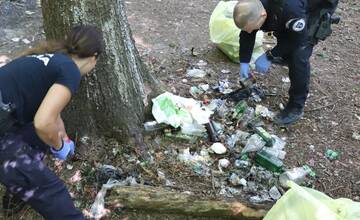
[57,114,69,140]
[34,84,71,149]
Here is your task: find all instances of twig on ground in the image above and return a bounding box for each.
[211,170,217,196]
[306,102,337,112]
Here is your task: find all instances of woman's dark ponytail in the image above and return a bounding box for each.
[21,25,104,58]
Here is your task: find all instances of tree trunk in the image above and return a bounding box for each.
[108,186,269,220]
[41,0,162,144]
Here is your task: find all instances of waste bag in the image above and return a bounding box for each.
[209,1,264,63]
[151,92,213,136]
[264,181,360,220]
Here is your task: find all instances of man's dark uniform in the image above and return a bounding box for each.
[240,0,312,111]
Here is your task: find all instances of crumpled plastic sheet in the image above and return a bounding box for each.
[89,177,137,219]
[152,92,213,136]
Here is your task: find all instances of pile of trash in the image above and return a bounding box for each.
[144,78,317,203]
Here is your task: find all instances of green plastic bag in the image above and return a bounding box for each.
[209,1,264,63]
[264,181,360,220]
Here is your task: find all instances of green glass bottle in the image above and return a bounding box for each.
[255,127,274,147]
[254,149,283,172]
[232,100,248,119]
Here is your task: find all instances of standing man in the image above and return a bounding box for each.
[233,0,338,125]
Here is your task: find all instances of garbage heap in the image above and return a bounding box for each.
[147,88,316,203]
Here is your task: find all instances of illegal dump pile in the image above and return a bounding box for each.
[142,61,318,204]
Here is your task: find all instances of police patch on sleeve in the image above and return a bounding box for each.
[286,18,306,32]
[292,19,306,31]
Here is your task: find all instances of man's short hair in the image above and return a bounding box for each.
[233,0,263,28]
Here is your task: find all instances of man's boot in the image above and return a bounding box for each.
[274,106,304,125]
[2,191,26,217]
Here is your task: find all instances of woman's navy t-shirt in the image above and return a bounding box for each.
[0,53,81,124]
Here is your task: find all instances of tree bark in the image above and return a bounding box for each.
[41,0,162,143]
[108,186,269,220]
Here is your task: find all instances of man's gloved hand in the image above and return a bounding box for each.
[50,138,75,160]
[255,53,272,73]
[239,63,250,79]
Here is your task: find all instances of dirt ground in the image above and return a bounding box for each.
[126,0,360,200]
[0,0,359,219]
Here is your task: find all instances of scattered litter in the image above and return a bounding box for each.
[263,147,286,160]
[199,84,210,92]
[269,186,281,200]
[144,121,168,132]
[25,10,35,15]
[210,143,227,154]
[11,37,20,42]
[281,77,290,83]
[205,121,220,142]
[303,165,316,177]
[226,130,250,148]
[279,166,310,188]
[189,86,204,97]
[255,105,275,120]
[157,170,166,181]
[164,131,199,142]
[229,173,247,186]
[96,165,124,185]
[22,38,31,44]
[221,69,231,74]
[196,60,207,67]
[232,100,248,119]
[89,178,137,219]
[182,79,188,83]
[234,159,250,168]
[352,132,360,141]
[66,164,74,170]
[279,103,285,110]
[308,145,315,151]
[254,127,274,147]
[242,134,265,154]
[206,99,225,112]
[214,79,232,94]
[178,148,211,176]
[272,135,286,150]
[325,149,338,160]
[186,68,206,78]
[254,149,283,172]
[152,92,213,135]
[218,158,230,171]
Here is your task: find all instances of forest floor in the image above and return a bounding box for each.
[0,0,359,219]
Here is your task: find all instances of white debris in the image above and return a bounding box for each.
[25,10,35,15]
[22,38,31,44]
[11,38,20,42]
[221,69,231,74]
[218,158,230,169]
[186,68,206,78]
[210,143,227,154]
[196,60,207,67]
[282,77,290,83]
[199,84,210,92]
[255,105,275,120]
[269,186,282,200]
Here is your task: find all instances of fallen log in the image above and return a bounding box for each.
[108,186,269,220]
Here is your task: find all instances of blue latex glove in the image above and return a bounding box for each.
[50,139,75,160]
[239,63,250,80]
[255,53,272,73]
